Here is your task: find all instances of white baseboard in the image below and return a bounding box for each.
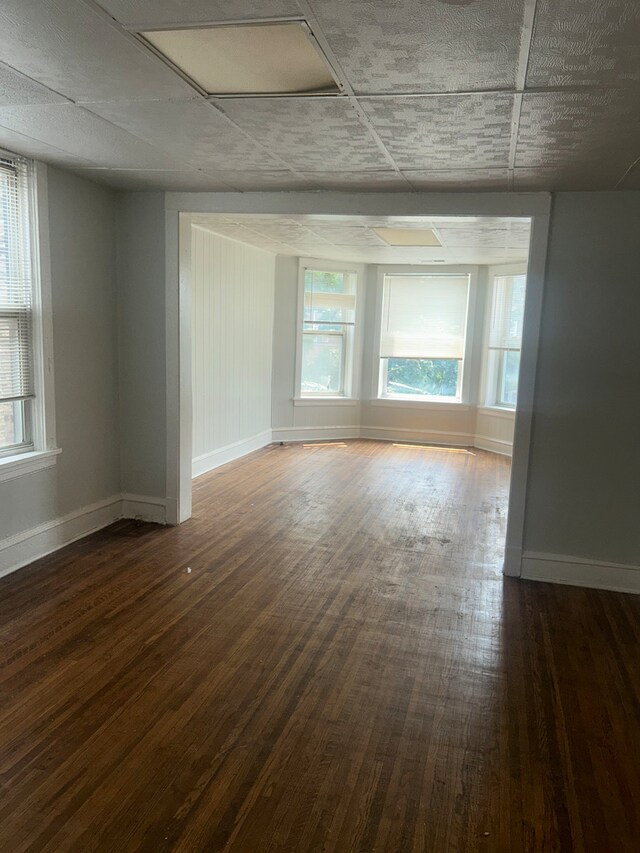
[521,551,640,594]
[0,492,169,580]
[121,493,167,524]
[192,429,273,478]
[271,426,360,443]
[360,425,473,447]
[473,434,513,457]
[0,495,122,579]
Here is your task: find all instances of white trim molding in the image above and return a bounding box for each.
[272,426,359,443]
[0,495,122,579]
[361,425,474,447]
[192,430,273,478]
[473,434,513,457]
[520,551,640,594]
[0,448,61,482]
[0,493,168,580]
[121,494,168,525]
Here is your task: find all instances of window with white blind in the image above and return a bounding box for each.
[485,272,526,408]
[0,152,55,471]
[378,273,470,400]
[298,266,357,397]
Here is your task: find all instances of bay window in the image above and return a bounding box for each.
[486,272,526,408]
[299,266,357,397]
[378,273,470,401]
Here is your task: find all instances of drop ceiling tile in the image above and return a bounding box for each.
[436,220,522,249]
[85,99,283,171]
[0,126,95,168]
[513,165,625,191]
[404,169,510,190]
[515,91,640,169]
[71,169,234,191]
[301,171,409,191]
[0,0,194,104]
[308,0,524,93]
[303,223,387,245]
[97,0,301,27]
[0,104,187,169]
[216,98,391,171]
[201,170,315,191]
[526,0,640,87]
[361,95,514,169]
[0,62,69,106]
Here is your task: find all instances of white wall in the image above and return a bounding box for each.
[0,167,120,544]
[191,227,275,476]
[522,192,640,578]
[116,192,167,502]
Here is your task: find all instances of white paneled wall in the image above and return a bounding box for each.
[191,227,275,476]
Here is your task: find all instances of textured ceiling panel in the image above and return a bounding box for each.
[215,98,391,171]
[301,171,409,191]
[361,95,514,169]
[527,0,640,87]
[96,0,301,27]
[202,170,316,191]
[188,214,531,264]
[404,169,510,190]
[0,126,95,168]
[0,62,68,106]
[85,100,283,171]
[0,105,187,169]
[513,165,627,190]
[0,0,194,103]
[516,91,640,168]
[308,0,524,93]
[72,168,234,191]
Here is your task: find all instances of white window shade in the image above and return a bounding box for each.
[489,274,526,351]
[0,157,34,403]
[380,274,470,360]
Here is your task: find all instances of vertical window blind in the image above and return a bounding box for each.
[380,274,470,360]
[489,274,526,352]
[0,155,34,404]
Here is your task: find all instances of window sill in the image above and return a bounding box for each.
[0,448,61,483]
[366,398,470,412]
[293,397,359,407]
[477,406,516,419]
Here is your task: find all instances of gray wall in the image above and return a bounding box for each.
[524,192,640,565]
[0,167,120,539]
[116,192,167,498]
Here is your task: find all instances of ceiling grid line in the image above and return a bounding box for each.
[508,0,539,189]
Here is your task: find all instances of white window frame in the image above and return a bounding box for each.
[481,263,527,412]
[370,265,478,406]
[0,155,58,482]
[294,258,362,401]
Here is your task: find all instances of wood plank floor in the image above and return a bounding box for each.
[0,440,638,852]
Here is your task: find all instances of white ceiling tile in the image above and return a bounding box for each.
[513,165,626,191]
[527,0,640,87]
[71,168,234,191]
[85,99,283,171]
[96,0,301,27]
[404,169,510,190]
[0,126,95,168]
[301,171,409,191]
[0,62,69,106]
[515,91,640,169]
[361,95,514,169]
[0,0,194,103]
[216,98,391,171]
[202,171,316,191]
[0,104,187,168]
[308,0,524,93]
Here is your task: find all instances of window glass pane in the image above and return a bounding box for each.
[384,358,459,398]
[0,399,24,449]
[508,275,526,340]
[303,269,355,324]
[499,350,520,406]
[301,334,343,394]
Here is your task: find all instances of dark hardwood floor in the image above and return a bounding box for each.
[0,440,638,852]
